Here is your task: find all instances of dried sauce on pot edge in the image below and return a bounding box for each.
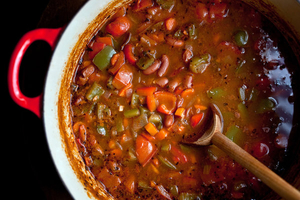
[69,0,299,199]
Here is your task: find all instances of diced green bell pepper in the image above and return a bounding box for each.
[249,88,259,102]
[124,108,141,118]
[236,59,246,73]
[82,101,97,114]
[97,104,106,119]
[179,144,193,153]
[116,117,124,132]
[131,93,139,108]
[138,180,152,189]
[256,98,276,114]
[107,76,115,90]
[178,192,201,200]
[161,143,171,152]
[93,46,116,70]
[86,82,105,101]
[149,113,162,124]
[151,21,164,33]
[189,53,211,74]
[136,56,155,70]
[97,104,111,120]
[128,148,137,161]
[207,145,226,161]
[170,185,179,197]
[207,87,225,100]
[174,29,183,37]
[225,125,245,146]
[237,103,249,121]
[139,106,149,115]
[188,24,197,40]
[226,125,241,141]
[157,155,177,170]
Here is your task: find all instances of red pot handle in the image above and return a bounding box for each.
[8,28,63,118]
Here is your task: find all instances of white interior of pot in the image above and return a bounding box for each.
[44,0,116,199]
[43,0,300,199]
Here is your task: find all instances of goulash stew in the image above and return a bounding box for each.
[70,0,298,199]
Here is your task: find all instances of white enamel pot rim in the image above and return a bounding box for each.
[42,0,300,199]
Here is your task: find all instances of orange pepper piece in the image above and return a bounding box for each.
[145,122,159,136]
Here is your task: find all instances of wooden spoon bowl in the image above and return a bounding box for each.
[183,104,300,200]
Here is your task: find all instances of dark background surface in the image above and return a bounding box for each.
[4,0,87,199]
[3,1,300,199]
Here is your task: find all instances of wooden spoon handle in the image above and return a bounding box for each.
[212,131,300,200]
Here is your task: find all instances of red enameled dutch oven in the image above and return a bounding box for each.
[8,0,300,199]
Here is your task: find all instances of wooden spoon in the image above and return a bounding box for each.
[183,104,300,200]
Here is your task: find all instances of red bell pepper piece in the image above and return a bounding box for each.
[170,146,188,163]
[190,113,204,127]
[89,37,114,59]
[95,36,113,46]
[89,42,106,59]
[136,135,157,167]
[155,184,172,200]
[124,43,138,65]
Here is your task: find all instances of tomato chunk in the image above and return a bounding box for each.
[136,135,157,167]
[106,16,131,38]
[112,64,133,89]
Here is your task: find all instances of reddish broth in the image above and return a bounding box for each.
[70,0,298,199]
